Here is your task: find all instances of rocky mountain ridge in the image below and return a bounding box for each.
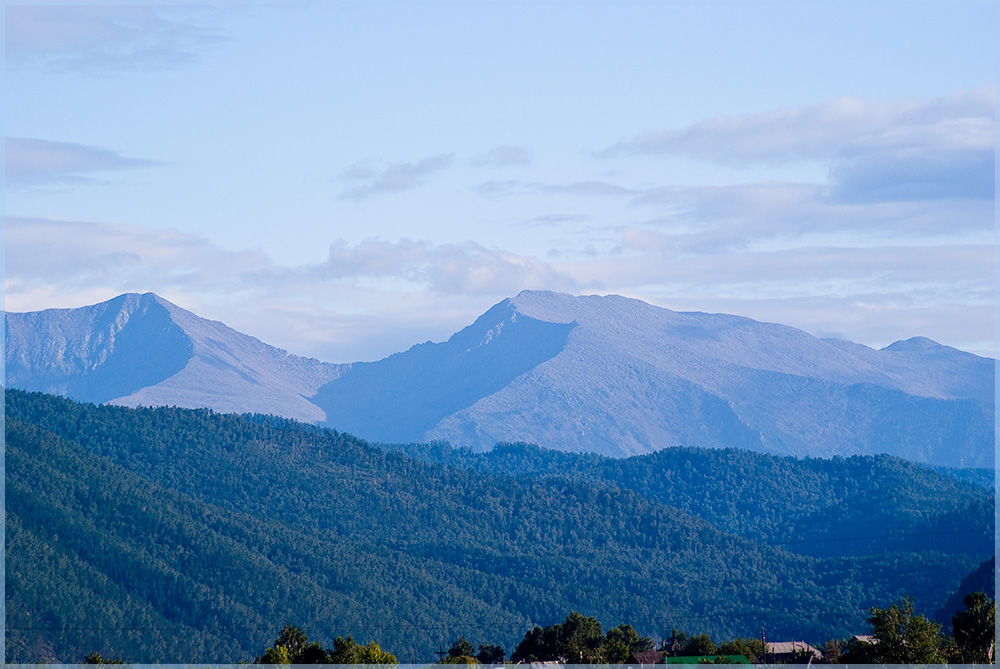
[4,293,345,423]
[4,291,993,466]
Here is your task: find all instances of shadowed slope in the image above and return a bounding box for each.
[4,293,345,423]
[423,292,994,464]
[312,299,575,442]
[4,293,193,404]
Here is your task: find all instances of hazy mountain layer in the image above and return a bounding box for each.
[314,291,994,465]
[5,291,993,465]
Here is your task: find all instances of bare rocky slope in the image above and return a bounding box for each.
[5,291,993,466]
[315,291,994,466]
[4,293,344,423]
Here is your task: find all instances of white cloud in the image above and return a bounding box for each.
[5,5,228,73]
[516,213,590,228]
[5,137,159,188]
[3,217,581,362]
[561,239,991,294]
[606,88,993,163]
[4,216,271,293]
[320,238,579,296]
[5,214,992,360]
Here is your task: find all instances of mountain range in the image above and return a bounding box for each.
[4,291,994,466]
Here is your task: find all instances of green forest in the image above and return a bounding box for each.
[4,389,994,663]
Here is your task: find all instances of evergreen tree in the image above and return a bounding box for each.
[448,636,476,659]
[476,642,505,664]
[443,636,478,664]
[83,651,125,664]
[256,626,397,665]
[953,592,995,664]
[681,633,716,657]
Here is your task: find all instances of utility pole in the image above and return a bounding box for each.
[435,644,447,663]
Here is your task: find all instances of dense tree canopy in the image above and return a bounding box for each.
[390,440,994,560]
[511,612,651,663]
[256,625,397,665]
[5,389,991,663]
[841,597,944,664]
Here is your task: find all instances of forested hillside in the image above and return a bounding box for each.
[5,389,990,663]
[388,441,994,559]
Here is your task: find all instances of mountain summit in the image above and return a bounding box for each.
[5,291,993,466]
[4,293,344,422]
[312,290,993,465]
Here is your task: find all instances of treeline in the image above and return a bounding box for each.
[86,596,996,665]
[5,389,992,663]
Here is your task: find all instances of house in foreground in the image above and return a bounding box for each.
[767,640,823,663]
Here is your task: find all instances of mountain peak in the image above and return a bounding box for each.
[5,291,993,467]
[5,292,344,422]
[883,336,943,352]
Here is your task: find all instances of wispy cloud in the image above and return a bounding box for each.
[470,146,533,167]
[516,213,590,228]
[5,5,228,73]
[6,137,160,189]
[339,154,455,200]
[605,88,993,163]
[629,179,993,253]
[5,214,993,360]
[829,120,994,203]
[477,179,636,199]
[605,87,994,204]
[4,216,270,292]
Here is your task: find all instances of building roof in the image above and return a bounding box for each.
[663,655,750,664]
[628,650,668,665]
[768,641,823,660]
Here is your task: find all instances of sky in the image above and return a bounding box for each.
[3,0,996,362]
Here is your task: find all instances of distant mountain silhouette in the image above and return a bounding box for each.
[5,291,993,466]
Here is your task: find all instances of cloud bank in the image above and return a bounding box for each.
[3,216,579,361]
[5,89,994,360]
[606,87,995,204]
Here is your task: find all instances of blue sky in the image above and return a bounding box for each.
[4,1,996,361]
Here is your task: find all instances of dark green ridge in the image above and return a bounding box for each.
[5,389,989,663]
